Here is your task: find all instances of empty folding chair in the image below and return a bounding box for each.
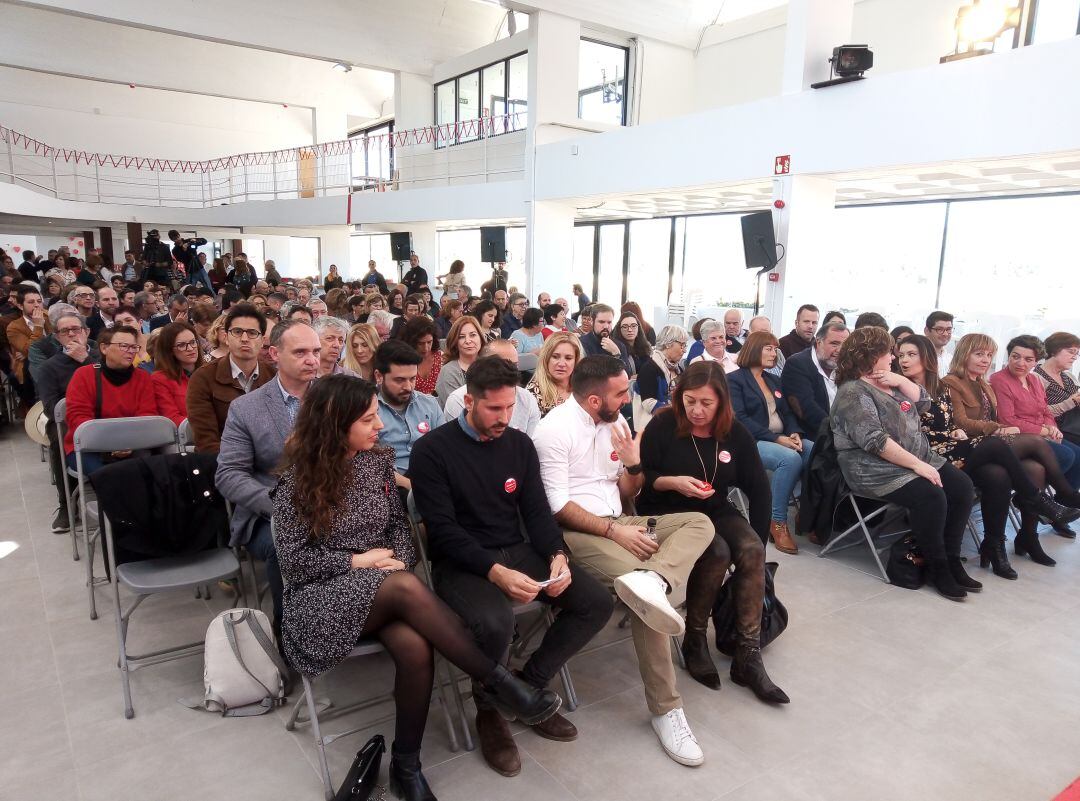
[72,415,180,619]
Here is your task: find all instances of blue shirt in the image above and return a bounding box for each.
[377,390,444,473]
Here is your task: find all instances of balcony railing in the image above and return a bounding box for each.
[0,113,527,208]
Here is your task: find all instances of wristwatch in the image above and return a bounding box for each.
[625,463,643,475]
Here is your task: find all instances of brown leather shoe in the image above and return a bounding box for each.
[476,708,521,777]
[531,711,578,742]
[769,521,799,555]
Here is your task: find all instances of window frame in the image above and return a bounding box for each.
[577,37,630,127]
[433,51,528,150]
[347,119,395,186]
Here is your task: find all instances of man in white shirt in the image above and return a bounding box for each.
[533,355,713,767]
[924,310,955,376]
[443,340,541,435]
[781,321,848,436]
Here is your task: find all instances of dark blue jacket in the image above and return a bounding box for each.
[780,348,831,437]
[728,367,802,442]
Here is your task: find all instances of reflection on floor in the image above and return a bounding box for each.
[2,426,1080,801]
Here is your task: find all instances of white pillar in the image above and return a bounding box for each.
[319,227,352,280]
[765,176,838,329]
[525,201,576,301]
[781,0,856,93]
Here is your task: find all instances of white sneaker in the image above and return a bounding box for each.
[651,708,704,766]
[614,570,685,636]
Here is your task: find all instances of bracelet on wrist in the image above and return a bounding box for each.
[625,463,643,475]
[603,520,616,539]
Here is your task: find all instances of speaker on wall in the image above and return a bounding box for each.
[740,211,777,270]
[390,232,412,262]
[480,226,506,262]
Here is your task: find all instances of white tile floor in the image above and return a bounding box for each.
[2,425,1079,801]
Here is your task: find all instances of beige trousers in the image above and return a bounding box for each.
[562,512,713,715]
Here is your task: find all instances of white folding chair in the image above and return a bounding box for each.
[178,418,196,452]
[817,491,911,582]
[52,399,80,561]
[72,415,180,619]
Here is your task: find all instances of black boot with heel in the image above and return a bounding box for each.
[979,537,1018,580]
[388,745,436,801]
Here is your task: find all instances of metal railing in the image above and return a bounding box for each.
[0,113,527,208]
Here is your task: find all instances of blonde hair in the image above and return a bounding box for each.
[342,323,380,378]
[206,313,229,351]
[533,332,584,410]
[949,333,998,381]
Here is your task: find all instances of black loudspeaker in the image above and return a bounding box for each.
[740,211,777,270]
[480,226,506,262]
[390,232,412,262]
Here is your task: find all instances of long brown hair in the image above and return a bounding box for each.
[736,330,779,369]
[443,315,483,361]
[153,322,203,380]
[279,375,380,540]
[669,360,734,440]
[898,334,940,398]
[949,333,997,381]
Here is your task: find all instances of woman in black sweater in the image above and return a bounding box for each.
[638,361,787,704]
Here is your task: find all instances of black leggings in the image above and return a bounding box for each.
[359,571,497,753]
[1010,433,1074,494]
[881,462,974,561]
[963,437,1039,544]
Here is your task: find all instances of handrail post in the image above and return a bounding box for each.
[51,154,59,199]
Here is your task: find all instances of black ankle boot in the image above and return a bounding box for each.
[1023,490,1080,530]
[389,745,437,801]
[1015,529,1056,566]
[480,664,560,726]
[730,643,789,704]
[681,629,721,691]
[1052,488,1080,509]
[979,538,1018,580]
[948,556,982,592]
[927,559,966,601]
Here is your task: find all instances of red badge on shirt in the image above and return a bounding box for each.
[718,450,732,464]
[504,477,518,493]
[417,420,430,434]
[610,450,619,462]
[774,390,782,399]
[899,401,912,412]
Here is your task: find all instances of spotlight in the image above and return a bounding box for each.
[941,1,1022,63]
[810,45,873,89]
[331,61,352,73]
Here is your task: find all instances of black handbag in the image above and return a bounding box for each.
[333,734,385,801]
[712,561,788,657]
[885,534,925,590]
[1058,406,1080,439]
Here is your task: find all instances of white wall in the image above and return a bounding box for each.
[635,38,697,124]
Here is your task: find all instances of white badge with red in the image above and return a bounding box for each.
[503,477,518,494]
[417,420,430,434]
[718,450,732,464]
[899,401,912,412]
[774,390,782,399]
[610,450,620,462]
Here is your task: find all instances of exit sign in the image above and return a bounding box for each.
[774,155,791,175]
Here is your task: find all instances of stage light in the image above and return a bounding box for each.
[941,1,1022,63]
[810,45,873,89]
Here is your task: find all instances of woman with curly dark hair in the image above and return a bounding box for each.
[830,326,978,601]
[272,375,561,800]
[470,298,502,342]
[614,311,652,374]
[401,315,442,396]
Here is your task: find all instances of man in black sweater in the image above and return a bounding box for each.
[410,356,612,778]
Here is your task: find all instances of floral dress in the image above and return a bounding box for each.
[919,387,986,470]
[271,448,416,676]
[525,378,567,418]
[415,349,443,396]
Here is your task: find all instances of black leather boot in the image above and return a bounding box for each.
[681,629,721,690]
[1051,488,1080,509]
[1015,529,1056,566]
[948,556,982,592]
[1022,490,1080,531]
[979,537,1018,580]
[730,643,789,704]
[480,664,561,726]
[389,745,437,801]
[927,559,966,601]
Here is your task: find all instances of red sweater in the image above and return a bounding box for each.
[151,370,189,426]
[988,368,1056,434]
[63,365,158,454]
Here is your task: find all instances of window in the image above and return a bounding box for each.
[680,215,759,311]
[626,219,672,321]
[596,224,626,307]
[288,237,320,280]
[1029,0,1080,44]
[348,121,394,187]
[579,39,629,126]
[241,239,265,274]
[350,235,394,281]
[433,52,528,148]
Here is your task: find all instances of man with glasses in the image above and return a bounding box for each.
[308,298,328,320]
[924,310,955,376]
[69,286,97,323]
[36,311,99,531]
[500,293,528,339]
[186,303,273,453]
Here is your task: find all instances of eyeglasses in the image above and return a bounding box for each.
[229,328,262,340]
[512,301,528,308]
[173,340,198,351]
[620,323,639,331]
[56,326,85,336]
[73,293,94,300]
[931,326,953,334]
[111,343,140,352]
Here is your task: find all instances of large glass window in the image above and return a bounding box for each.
[679,215,759,313]
[436,229,483,292]
[457,71,480,143]
[578,39,629,126]
[627,219,672,324]
[507,54,528,128]
[482,62,506,121]
[435,52,527,147]
[572,226,597,301]
[241,239,265,275]
[349,121,394,187]
[350,234,394,281]
[289,237,320,281]
[436,82,456,147]
[1030,0,1080,44]
[597,224,626,307]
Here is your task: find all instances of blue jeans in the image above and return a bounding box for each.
[1048,439,1080,489]
[757,440,814,524]
[66,451,107,475]
[247,518,283,628]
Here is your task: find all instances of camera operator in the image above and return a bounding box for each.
[142,230,177,290]
[168,229,211,292]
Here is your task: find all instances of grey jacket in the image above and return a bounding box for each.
[215,375,293,546]
[830,380,944,498]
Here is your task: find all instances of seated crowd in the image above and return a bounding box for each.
[7,239,1080,801]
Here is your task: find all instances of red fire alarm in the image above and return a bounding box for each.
[768,273,780,283]
[774,199,785,209]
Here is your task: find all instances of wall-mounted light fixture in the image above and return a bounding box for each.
[941,0,1023,63]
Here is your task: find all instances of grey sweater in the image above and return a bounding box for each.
[830,380,944,498]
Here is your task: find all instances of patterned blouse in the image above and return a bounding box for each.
[525,377,567,418]
[415,349,443,396]
[1035,365,1080,421]
[919,387,986,470]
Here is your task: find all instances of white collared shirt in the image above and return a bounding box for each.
[230,357,260,394]
[533,395,626,517]
[811,346,838,406]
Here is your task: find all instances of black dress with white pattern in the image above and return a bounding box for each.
[271,448,416,677]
